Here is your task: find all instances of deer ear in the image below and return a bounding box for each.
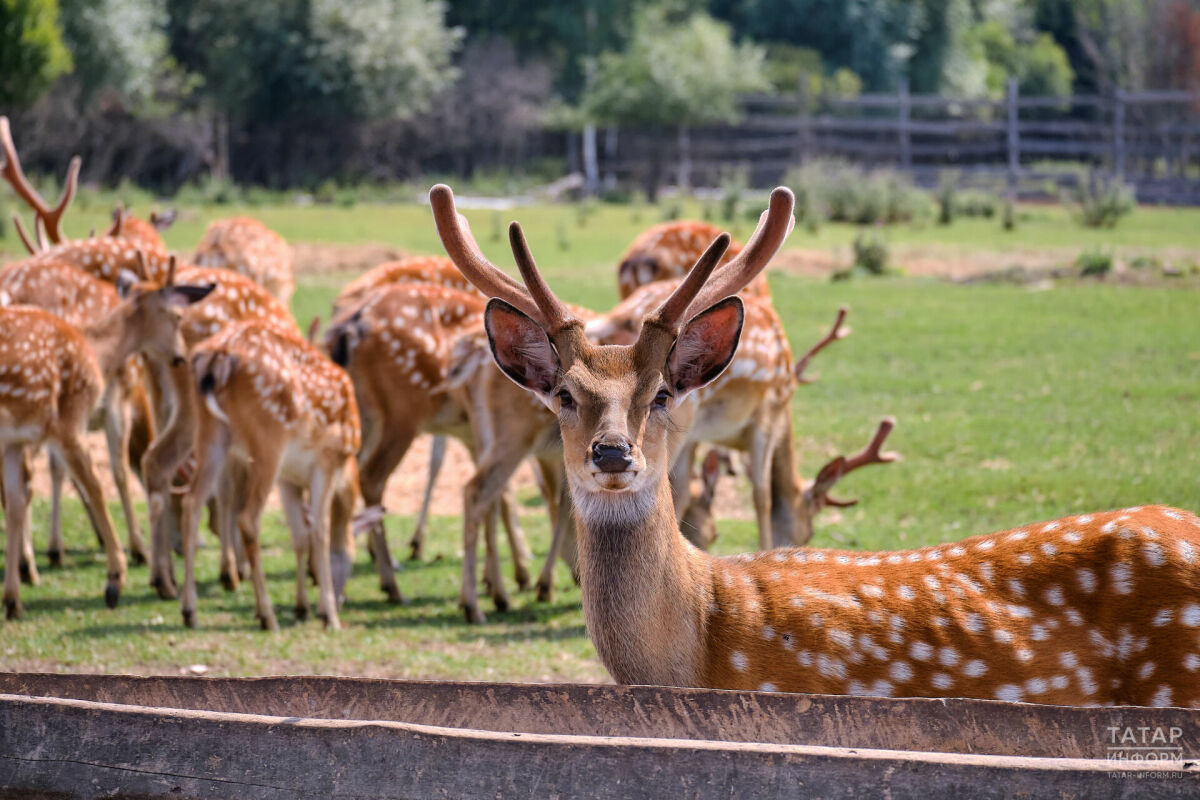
[666,296,744,397]
[168,282,216,307]
[116,269,140,298]
[485,298,560,397]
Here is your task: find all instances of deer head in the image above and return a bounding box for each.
[430,185,795,525]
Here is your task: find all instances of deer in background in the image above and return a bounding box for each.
[617,220,770,300]
[0,268,214,619]
[180,320,360,631]
[435,182,1200,707]
[194,217,295,308]
[0,259,157,567]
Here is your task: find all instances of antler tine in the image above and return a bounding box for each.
[165,254,177,287]
[684,187,795,318]
[820,417,899,508]
[794,307,851,384]
[106,206,124,237]
[509,221,571,331]
[11,215,37,254]
[648,233,731,331]
[307,315,321,344]
[429,184,545,325]
[33,214,48,251]
[0,117,79,244]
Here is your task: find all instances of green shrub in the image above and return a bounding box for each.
[785,159,931,226]
[658,199,683,222]
[1076,249,1113,277]
[1129,255,1160,271]
[717,166,749,223]
[958,190,997,218]
[1066,171,1135,228]
[1002,196,1016,231]
[852,229,890,275]
[936,171,959,225]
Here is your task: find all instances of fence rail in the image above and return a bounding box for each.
[588,81,1200,204]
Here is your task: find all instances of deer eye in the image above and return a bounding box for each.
[557,390,575,409]
[653,389,671,408]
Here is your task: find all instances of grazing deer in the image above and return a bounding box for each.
[104,207,174,256]
[194,217,295,308]
[142,267,298,598]
[0,268,214,619]
[0,259,155,566]
[618,221,769,300]
[0,117,173,284]
[180,320,360,631]
[325,284,535,608]
[433,183,1200,707]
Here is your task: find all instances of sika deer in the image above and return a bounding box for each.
[194,217,295,308]
[432,183,1200,707]
[0,271,214,618]
[618,221,769,299]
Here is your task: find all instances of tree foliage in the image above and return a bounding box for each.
[0,0,72,107]
[582,4,770,129]
[57,0,171,108]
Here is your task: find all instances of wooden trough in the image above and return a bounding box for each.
[0,673,1195,798]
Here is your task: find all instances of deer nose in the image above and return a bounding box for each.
[591,441,633,473]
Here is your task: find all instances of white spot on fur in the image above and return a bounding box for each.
[995,685,1024,702]
[1109,563,1133,594]
[889,661,913,682]
[730,651,748,672]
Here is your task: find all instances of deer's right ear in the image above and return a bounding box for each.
[485,298,559,397]
[666,296,744,397]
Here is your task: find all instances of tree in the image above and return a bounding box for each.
[582,3,770,198]
[57,0,172,110]
[0,0,72,108]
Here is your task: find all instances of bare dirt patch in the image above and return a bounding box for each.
[290,242,415,276]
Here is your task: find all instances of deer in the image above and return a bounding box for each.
[331,255,481,562]
[141,267,299,599]
[618,220,769,300]
[194,217,295,308]
[324,283,537,610]
[179,320,361,631]
[0,266,214,619]
[0,258,156,567]
[0,117,173,284]
[433,183,1200,707]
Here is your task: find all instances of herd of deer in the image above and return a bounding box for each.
[2,117,1198,709]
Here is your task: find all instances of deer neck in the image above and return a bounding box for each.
[572,476,712,687]
[81,308,135,379]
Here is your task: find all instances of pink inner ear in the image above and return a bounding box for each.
[669,298,744,394]
[486,302,559,394]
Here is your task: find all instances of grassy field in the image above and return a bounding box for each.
[0,196,1198,681]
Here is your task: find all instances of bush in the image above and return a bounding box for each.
[717,166,749,223]
[1066,171,1136,228]
[1076,249,1113,277]
[785,159,931,226]
[958,190,997,219]
[852,229,890,275]
[936,172,959,225]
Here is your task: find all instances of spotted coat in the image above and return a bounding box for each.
[618,221,769,300]
[194,217,294,307]
[700,506,1200,707]
[175,266,298,349]
[0,259,119,328]
[334,256,475,317]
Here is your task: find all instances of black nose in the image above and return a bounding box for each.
[592,442,633,473]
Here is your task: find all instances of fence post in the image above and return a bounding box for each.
[898,78,912,171]
[1113,90,1126,179]
[583,124,599,196]
[794,71,811,165]
[1006,77,1020,197]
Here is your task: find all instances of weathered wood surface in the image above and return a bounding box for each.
[0,674,1196,799]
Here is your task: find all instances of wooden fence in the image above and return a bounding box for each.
[588,80,1200,204]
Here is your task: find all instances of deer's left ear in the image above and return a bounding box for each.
[666,296,743,398]
[168,282,216,307]
[485,298,560,397]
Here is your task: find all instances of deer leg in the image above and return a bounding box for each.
[769,424,803,547]
[535,472,573,603]
[179,424,230,629]
[358,426,417,602]
[748,428,777,552]
[279,481,310,622]
[409,434,446,561]
[237,456,280,632]
[481,502,510,613]
[668,442,698,523]
[46,450,65,568]
[461,447,529,623]
[308,465,340,630]
[499,489,531,590]
[329,478,354,607]
[105,394,148,566]
[57,433,126,609]
[214,462,243,591]
[3,445,29,619]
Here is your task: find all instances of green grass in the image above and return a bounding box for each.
[1,196,1198,681]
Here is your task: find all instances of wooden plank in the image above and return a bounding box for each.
[0,692,1195,800]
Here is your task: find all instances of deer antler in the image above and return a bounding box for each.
[683,187,794,319]
[794,307,851,384]
[429,184,549,326]
[0,116,80,244]
[11,215,39,254]
[307,316,321,344]
[106,207,125,237]
[646,233,731,331]
[807,417,898,511]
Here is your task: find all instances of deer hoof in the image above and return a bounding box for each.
[515,571,532,592]
[47,549,64,568]
[182,609,196,628]
[536,581,553,603]
[492,595,509,614]
[463,604,486,625]
[383,584,403,605]
[104,584,120,609]
[4,598,23,620]
[294,604,309,622]
[219,571,238,593]
[408,541,423,561]
[130,549,148,567]
[18,560,33,585]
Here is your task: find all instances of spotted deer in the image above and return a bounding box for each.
[0,270,214,619]
[0,117,173,284]
[433,183,1200,707]
[142,268,299,598]
[0,259,155,566]
[325,283,536,610]
[618,221,769,300]
[194,217,295,308]
[180,320,360,630]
